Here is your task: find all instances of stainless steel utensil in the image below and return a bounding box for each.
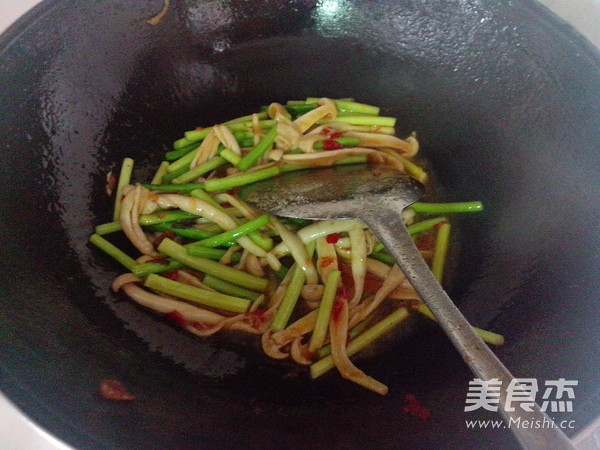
[239,164,575,449]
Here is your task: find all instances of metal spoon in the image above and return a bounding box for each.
[239,164,575,449]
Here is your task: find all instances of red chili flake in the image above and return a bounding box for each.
[149,193,159,202]
[165,269,179,280]
[403,394,431,420]
[156,212,166,219]
[99,379,135,401]
[166,309,186,326]
[433,221,448,230]
[329,132,342,139]
[316,102,323,107]
[326,233,340,244]
[320,127,332,136]
[226,187,238,196]
[319,256,336,269]
[322,139,344,150]
[331,299,344,324]
[195,126,205,130]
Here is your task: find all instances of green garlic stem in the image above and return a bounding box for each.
[189,188,224,210]
[113,158,134,221]
[162,165,189,183]
[315,316,375,359]
[310,308,409,379]
[370,251,395,266]
[149,223,218,241]
[406,216,448,235]
[416,304,504,346]
[142,183,205,192]
[331,115,396,127]
[89,234,136,271]
[151,161,170,184]
[411,201,483,214]
[431,222,451,282]
[145,273,250,314]
[385,152,429,184]
[237,123,278,171]
[305,98,379,115]
[220,148,242,166]
[158,238,267,292]
[133,260,183,278]
[173,156,228,185]
[165,141,200,162]
[95,221,122,235]
[270,264,305,332]
[166,144,198,174]
[308,270,341,353]
[223,111,268,125]
[181,127,212,145]
[195,214,270,248]
[202,274,260,301]
[204,166,281,192]
[139,210,198,226]
[313,137,360,149]
[280,155,367,173]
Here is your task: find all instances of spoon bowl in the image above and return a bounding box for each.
[239,164,424,220]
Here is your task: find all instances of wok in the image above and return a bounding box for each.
[1,1,599,448]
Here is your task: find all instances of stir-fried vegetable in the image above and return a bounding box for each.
[90,97,501,395]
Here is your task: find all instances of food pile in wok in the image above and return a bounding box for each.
[90,97,500,394]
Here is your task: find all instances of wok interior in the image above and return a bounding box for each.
[0,1,599,448]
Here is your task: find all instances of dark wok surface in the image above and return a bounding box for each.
[1,0,599,448]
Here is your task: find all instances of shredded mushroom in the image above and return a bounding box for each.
[119,185,157,256]
[330,297,388,395]
[147,0,170,26]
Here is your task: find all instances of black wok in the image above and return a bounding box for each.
[1,1,599,448]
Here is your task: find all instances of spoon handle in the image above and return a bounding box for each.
[364,212,575,450]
